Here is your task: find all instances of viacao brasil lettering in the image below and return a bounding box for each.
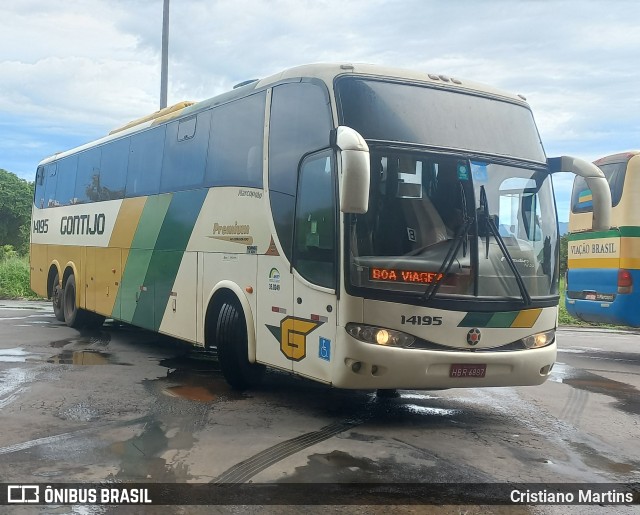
[570,242,616,256]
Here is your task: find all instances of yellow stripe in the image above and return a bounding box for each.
[568,257,619,269]
[92,197,148,316]
[620,257,640,269]
[109,197,147,248]
[511,309,542,328]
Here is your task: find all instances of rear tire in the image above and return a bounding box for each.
[215,300,264,390]
[62,274,105,329]
[52,272,65,322]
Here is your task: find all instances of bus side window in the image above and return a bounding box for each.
[99,137,128,200]
[55,156,78,206]
[75,147,102,203]
[43,162,58,207]
[294,150,336,289]
[34,165,46,208]
[268,81,332,261]
[206,91,265,187]
[127,126,165,197]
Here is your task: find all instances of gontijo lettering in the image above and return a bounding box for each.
[60,214,105,235]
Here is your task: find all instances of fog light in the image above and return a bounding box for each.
[351,361,362,372]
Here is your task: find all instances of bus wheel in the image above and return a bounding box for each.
[215,300,265,390]
[52,272,65,322]
[62,274,105,329]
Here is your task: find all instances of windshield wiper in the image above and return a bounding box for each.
[422,182,471,302]
[479,185,532,306]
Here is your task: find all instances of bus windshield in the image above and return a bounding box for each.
[344,153,557,302]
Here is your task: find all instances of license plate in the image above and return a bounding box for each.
[450,363,486,378]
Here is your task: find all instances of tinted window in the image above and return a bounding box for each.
[336,78,545,163]
[161,113,210,192]
[571,161,627,213]
[294,150,336,288]
[74,147,102,203]
[206,91,266,187]
[34,166,45,208]
[40,163,58,208]
[127,126,165,197]
[55,156,78,206]
[99,137,128,200]
[269,82,332,195]
[269,82,332,261]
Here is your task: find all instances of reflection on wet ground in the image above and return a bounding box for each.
[570,442,639,475]
[0,347,34,363]
[108,420,193,482]
[156,350,247,402]
[551,362,640,416]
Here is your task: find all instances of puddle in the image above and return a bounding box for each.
[551,362,640,416]
[571,442,639,476]
[155,350,245,403]
[109,420,192,481]
[49,332,112,349]
[47,349,118,366]
[0,348,33,363]
[164,384,219,402]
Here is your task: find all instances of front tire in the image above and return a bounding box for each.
[62,274,105,329]
[215,300,264,390]
[52,272,65,322]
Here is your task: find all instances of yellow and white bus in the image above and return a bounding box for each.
[31,63,609,390]
[566,151,640,326]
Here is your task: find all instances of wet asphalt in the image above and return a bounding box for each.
[0,300,639,514]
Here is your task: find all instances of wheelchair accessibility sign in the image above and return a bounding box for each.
[319,337,331,362]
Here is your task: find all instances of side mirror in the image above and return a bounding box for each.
[547,156,612,231]
[333,126,370,214]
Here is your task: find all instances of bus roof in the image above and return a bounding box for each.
[594,150,640,166]
[38,62,531,167]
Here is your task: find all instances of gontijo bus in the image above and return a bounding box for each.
[30,63,611,390]
[566,151,640,326]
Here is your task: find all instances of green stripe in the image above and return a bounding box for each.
[113,194,173,324]
[568,229,620,241]
[132,189,208,331]
[458,312,493,327]
[619,226,640,237]
[458,311,522,328]
[568,227,640,241]
[486,311,519,328]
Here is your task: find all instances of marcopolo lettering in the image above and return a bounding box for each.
[60,214,106,235]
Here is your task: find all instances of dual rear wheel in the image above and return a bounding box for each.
[52,272,105,329]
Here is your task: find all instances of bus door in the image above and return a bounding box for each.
[291,150,338,384]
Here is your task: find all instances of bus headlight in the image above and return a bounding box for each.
[521,329,555,349]
[346,323,415,347]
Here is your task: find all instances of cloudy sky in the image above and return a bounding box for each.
[1,0,638,221]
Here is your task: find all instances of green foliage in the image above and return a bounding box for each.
[0,169,34,255]
[559,233,568,279]
[0,254,38,299]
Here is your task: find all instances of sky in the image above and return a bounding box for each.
[1,0,638,222]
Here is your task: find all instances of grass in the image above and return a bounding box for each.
[0,255,39,299]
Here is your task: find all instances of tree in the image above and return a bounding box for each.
[0,169,34,254]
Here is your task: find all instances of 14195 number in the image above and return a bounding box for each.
[401,315,443,326]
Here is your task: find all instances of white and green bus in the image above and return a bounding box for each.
[30,63,610,390]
